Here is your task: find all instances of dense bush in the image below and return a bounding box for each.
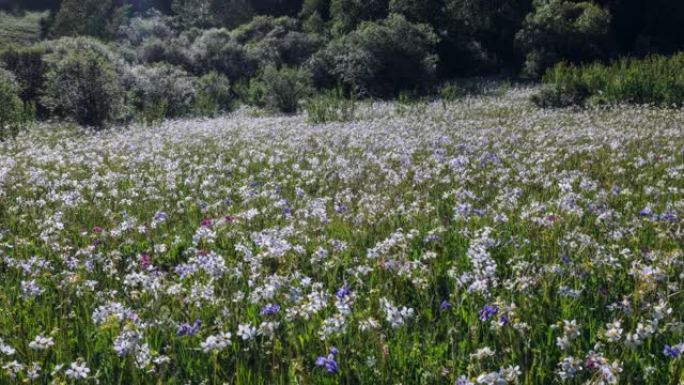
[299,0,331,33]
[195,71,234,116]
[41,37,125,127]
[49,0,122,39]
[0,68,33,140]
[329,0,388,35]
[234,16,324,68]
[533,54,684,107]
[516,0,612,77]
[251,66,313,113]
[315,14,438,97]
[126,63,197,119]
[117,10,177,46]
[0,44,48,104]
[191,28,258,80]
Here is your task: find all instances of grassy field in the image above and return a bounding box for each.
[0,89,683,384]
[0,11,45,47]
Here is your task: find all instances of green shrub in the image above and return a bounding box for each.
[0,69,34,140]
[127,63,197,119]
[139,98,168,126]
[305,87,356,124]
[251,66,313,114]
[233,16,324,69]
[41,37,124,128]
[195,72,233,117]
[516,0,612,78]
[0,44,48,105]
[395,91,428,116]
[438,83,466,102]
[117,10,176,46]
[534,54,684,108]
[315,14,438,97]
[191,28,258,80]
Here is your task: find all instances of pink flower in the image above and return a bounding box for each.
[139,253,151,270]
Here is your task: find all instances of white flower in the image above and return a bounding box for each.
[200,332,232,353]
[65,361,90,380]
[28,335,55,351]
[237,323,257,341]
[604,320,623,342]
[0,339,15,356]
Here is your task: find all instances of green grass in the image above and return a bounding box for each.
[534,53,684,108]
[0,11,45,48]
[0,89,683,384]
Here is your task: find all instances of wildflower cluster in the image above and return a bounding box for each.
[0,90,682,383]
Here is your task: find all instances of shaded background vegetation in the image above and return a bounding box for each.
[1,0,684,129]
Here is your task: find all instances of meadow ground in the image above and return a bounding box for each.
[0,12,45,47]
[0,88,683,384]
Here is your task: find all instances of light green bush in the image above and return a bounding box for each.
[41,37,124,127]
[534,53,684,108]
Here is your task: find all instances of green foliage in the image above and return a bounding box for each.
[439,83,466,102]
[0,68,33,140]
[0,43,48,105]
[534,54,684,107]
[127,63,197,119]
[172,0,213,29]
[195,71,233,116]
[441,0,532,74]
[516,0,612,77]
[252,66,313,114]
[49,0,123,39]
[117,10,176,47]
[191,28,258,80]
[305,87,355,123]
[329,0,388,35]
[0,11,46,47]
[41,37,125,127]
[316,14,438,97]
[139,97,168,125]
[210,0,255,29]
[300,0,331,33]
[234,16,324,68]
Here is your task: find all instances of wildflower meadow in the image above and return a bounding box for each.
[1,89,683,384]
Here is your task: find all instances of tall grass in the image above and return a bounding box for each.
[534,53,684,107]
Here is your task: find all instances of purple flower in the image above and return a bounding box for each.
[177,319,201,337]
[260,304,281,316]
[664,345,681,359]
[659,211,678,222]
[478,304,498,321]
[336,283,351,299]
[315,347,340,374]
[639,206,653,217]
[440,300,452,312]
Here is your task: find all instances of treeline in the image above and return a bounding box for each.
[1,0,684,134]
[2,0,683,78]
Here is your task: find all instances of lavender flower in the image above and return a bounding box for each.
[315,347,340,374]
[478,304,498,321]
[260,303,281,316]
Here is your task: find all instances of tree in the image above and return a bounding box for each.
[41,37,125,127]
[316,14,438,96]
[329,0,388,35]
[516,0,612,77]
[0,68,28,140]
[50,0,123,39]
[171,0,213,29]
[442,0,531,74]
[300,0,331,33]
